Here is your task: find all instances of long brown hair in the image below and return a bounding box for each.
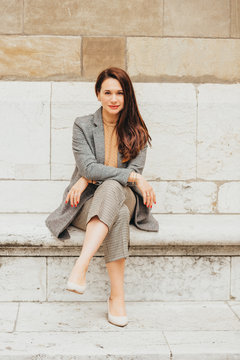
[95,67,152,163]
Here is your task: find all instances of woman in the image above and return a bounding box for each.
[45,67,158,327]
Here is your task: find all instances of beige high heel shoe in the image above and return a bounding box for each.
[66,281,86,294]
[107,296,128,327]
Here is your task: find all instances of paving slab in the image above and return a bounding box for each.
[1,301,240,359]
[15,301,240,332]
[0,330,169,359]
[165,330,240,359]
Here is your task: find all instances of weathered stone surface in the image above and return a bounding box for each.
[0,303,18,332]
[51,82,98,179]
[0,181,68,212]
[231,0,240,37]
[47,256,109,301]
[48,256,230,301]
[231,257,240,300]
[1,214,240,248]
[165,330,240,359]
[24,0,163,36]
[82,37,125,79]
[218,182,240,212]
[16,301,240,332]
[0,82,50,179]
[197,84,240,180]
[0,330,169,359]
[0,257,46,301]
[1,302,240,358]
[0,0,23,34]
[127,38,240,82]
[229,301,240,318]
[3,82,239,183]
[153,181,217,213]
[134,83,196,180]
[165,0,230,37]
[0,36,81,80]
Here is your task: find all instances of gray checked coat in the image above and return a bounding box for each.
[45,106,159,240]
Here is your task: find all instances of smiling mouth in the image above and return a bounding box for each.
[109,105,119,108]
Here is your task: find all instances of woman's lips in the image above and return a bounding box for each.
[109,105,119,109]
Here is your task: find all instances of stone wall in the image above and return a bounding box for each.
[0,0,240,82]
[0,82,239,215]
[0,1,239,216]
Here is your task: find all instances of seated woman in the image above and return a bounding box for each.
[45,66,158,327]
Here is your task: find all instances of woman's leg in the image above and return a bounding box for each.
[106,258,127,316]
[105,186,136,316]
[68,180,128,285]
[68,213,109,285]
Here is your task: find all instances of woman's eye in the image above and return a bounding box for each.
[104,92,124,95]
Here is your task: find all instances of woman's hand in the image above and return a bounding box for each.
[65,177,89,207]
[135,174,156,208]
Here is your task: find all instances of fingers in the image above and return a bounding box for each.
[65,189,80,207]
[65,192,70,204]
[71,190,80,207]
[144,189,157,209]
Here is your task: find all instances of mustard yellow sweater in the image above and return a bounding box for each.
[103,118,118,167]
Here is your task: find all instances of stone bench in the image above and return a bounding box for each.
[1,213,240,302]
[1,213,240,256]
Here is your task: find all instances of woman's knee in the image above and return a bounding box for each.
[96,179,125,197]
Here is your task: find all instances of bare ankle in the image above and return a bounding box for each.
[110,295,125,301]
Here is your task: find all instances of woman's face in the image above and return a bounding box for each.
[97,78,124,115]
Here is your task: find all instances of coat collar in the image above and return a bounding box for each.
[92,106,124,168]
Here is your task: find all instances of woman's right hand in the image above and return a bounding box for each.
[135,174,156,208]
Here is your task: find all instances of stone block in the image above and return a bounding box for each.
[48,256,230,301]
[82,37,125,79]
[0,257,46,301]
[231,257,240,300]
[24,0,163,36]
[218,182,240,212]
[0,36,81,80]
[134,83,196,180]
[231,0,240,37]
[153,181,217,213]
[0,180,68,212]
[0,0,23,34]
[165,0,230,37]
[0,303,19,332]
[51,82,99,179]
[197,84,240,180]
[127,38,240,82]
[0,82,50,179]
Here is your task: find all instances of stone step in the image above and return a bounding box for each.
[1,213,240,256]
[0,300,240,359]
[0,213,240,302]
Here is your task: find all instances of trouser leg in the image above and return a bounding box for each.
[71,179,136,263]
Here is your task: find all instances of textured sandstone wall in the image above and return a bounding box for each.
[0,0,239,82]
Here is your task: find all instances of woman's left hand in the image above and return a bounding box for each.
[65,177,89,207]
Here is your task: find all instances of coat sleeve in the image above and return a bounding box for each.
[93,144,148,186]
[72,120,133,187]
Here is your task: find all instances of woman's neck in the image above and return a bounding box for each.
[101,107,118,125]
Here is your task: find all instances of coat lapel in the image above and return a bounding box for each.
[93,106,123,168]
